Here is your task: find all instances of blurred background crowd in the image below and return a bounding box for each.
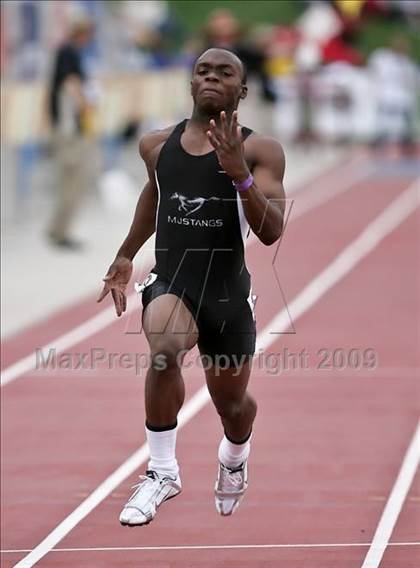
[1,0,419,247]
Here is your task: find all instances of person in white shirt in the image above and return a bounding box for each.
[369,35,419,152]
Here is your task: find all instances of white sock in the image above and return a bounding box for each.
[145,423,179,478]
[218,433,251,469]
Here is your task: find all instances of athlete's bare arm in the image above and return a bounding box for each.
[207,110,285,246]
[97,126,175,316]
[242,134,285,245]
[103,131,165,264]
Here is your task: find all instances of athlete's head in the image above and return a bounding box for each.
[191,48,247,113]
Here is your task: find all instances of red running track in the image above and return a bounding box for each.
[1,154,419,567]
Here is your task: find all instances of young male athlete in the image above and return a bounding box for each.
[98,48,285,525]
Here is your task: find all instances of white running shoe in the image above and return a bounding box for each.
[119,470,181,526]
[214,461,248,516]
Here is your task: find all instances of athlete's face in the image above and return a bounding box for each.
[191,51,247,113]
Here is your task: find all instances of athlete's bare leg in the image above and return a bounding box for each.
[205,359,256,515]
[204,360,257,442]
[142,294,199,426]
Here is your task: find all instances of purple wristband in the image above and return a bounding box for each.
[233,173,254,192]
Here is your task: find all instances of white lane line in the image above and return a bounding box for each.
[1,248,154,388]
[12,388,210,568]
[1,305,134,387]
[257,179,419,339]
[3,542,419,554]
[12,180,419,568]
[1,158,368,388]
[247,163,369,245]
[360,420,420,568]
[284,151,365,198]
[293,167,369,220]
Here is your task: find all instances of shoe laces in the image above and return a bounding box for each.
[219,463,245,489]
[128,471,161,502]
[227,471,244,487]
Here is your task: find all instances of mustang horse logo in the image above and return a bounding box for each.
[170,192,220,216]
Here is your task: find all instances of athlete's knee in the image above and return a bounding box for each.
[214,394,257,422]
[149,336,183,372]
[216,400,242,421]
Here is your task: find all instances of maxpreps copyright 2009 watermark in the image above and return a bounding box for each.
[35,346,378,377]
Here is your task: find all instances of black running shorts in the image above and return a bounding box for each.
[136,272,256,366]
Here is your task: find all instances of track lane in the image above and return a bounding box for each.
[1,160,418,568]
[28,184,419,566]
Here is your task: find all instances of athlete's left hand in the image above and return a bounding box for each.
[207,110,250,183]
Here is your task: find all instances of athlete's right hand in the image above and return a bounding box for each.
[97,257,133,317]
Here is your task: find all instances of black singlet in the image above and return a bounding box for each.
[138,119,257,362]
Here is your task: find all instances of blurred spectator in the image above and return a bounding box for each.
[287,0,368,145]
[204,9,241,48]
[292,2,344,143]
[7,0,48,80]
[295,1,342,70]
[311,61,375,142]
[322,29,363,66]
[369,35,419,152]
[266,26,302,141]
[47,12,97,250]
[199,9,276,102]
[119,0,174,70]
[323,1,364,66]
